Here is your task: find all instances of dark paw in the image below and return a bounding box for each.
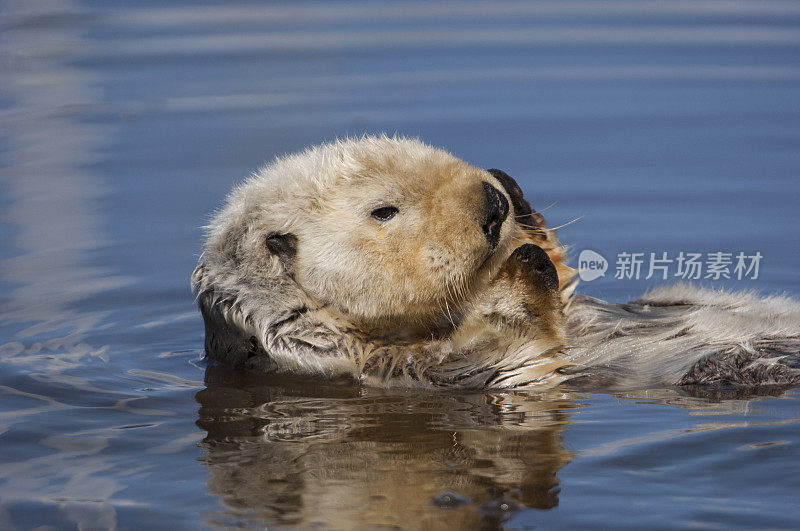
[510,244,559,290]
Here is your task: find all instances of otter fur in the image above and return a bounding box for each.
[192,136,800,390]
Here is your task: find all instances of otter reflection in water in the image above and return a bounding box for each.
[196,365,788,528]
[196,365,576,528]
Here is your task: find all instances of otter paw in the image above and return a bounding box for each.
[456,243,564,342]
[508,243,559,291]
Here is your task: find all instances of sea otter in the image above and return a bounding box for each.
[192,136,800,389]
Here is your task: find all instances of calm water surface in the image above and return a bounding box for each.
[1,1,799,529]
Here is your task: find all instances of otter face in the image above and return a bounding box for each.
[292,151,516,325]
[200,137,567,338]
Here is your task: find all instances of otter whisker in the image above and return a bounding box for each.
[537,216,583,232]
[536,201,557,213]
[443,299,457,329]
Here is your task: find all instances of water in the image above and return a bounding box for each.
[1,1,799,528]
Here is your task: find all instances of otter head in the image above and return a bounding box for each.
[197,136,545,331]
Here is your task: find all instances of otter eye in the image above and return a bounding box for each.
[371,206,398,221]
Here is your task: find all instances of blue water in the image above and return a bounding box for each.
[1,1,799,528]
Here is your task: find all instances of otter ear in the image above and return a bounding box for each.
[266,232,297,255]
[486,169,546,230]
[266,233,298,270]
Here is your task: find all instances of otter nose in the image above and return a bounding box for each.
[482,181,509,249]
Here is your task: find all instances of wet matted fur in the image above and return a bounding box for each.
[192,136,800,390]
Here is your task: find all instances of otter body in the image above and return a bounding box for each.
[192,136,800,389]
